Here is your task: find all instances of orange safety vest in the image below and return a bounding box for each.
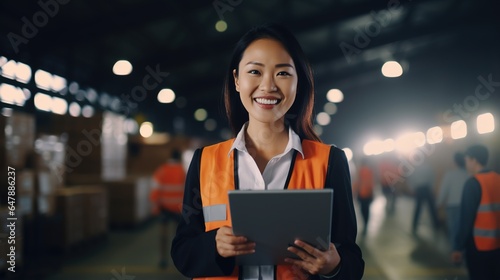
[150,162,185,214]
[198,139,331,280]
[473,171,500,251]
[356,166,374,199]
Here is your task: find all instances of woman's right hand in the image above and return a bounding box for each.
[215,226,256,257]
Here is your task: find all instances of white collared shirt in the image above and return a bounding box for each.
[228,123,303,280]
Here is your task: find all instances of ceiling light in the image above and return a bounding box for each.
[364,139,384,156]
[194,108,207,121]
[215,20,227,32]
[0,84,28,106]
[113,60,133,75]
[34,69,53,90]
[82,105,94,118]
[396,132,423,153]
[69,102,81,117]
[326,89,344,103]
[426,126,443,144]
[477,113,494,134]
[139,122,154,138]
[382,61,403,78]
[324,102,337,115]
[1,60,17,79]
[86,88,98,103]
[382,138,395,152]
[316,112,331,126]
[51,97,68,115]
[451,120,467,139]
[15,62,32,83]
[99,93,110,107]
[34,92,52,112]
[69,82,79,94]
[51,75,67,92]
[342,148,353,162]
[158,88,176,103]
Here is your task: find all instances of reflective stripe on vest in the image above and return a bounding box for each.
[198,139,331,280]
[473,171,500,251]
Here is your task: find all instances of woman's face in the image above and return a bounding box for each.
[233,38,298,126]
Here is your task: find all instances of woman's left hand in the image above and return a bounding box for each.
[285,240,341,275]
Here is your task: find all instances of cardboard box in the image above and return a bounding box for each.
[0,112,35,168]
[70,186,108,239]
[104,176,153,227]
[52,189,85,250]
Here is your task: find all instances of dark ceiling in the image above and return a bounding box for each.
[1,0,499,152]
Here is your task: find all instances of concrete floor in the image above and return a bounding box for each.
[14,194,469,280]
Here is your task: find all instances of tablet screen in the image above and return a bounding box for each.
[228,189,333,265]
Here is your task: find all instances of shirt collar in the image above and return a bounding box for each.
[228,123,304,159]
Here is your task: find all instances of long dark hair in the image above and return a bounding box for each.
[223,23,321,142]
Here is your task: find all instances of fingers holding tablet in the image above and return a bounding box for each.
[216,226,256,257]
[285,240,341,275]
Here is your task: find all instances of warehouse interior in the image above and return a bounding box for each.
[1,0,499,279]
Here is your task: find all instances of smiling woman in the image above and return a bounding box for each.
[233,38,297,127]
[171,23,364,280]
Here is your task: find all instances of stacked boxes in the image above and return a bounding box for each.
[76,186,108,240]
[50,186,108,251]
[34,135,66,216]
[0,111,35,168]
[52,188,85,251]
[39,113,103,176]
[105,176,153,227]
[101,112,127,181]
[0,111,35,205]
[40,112,127,181]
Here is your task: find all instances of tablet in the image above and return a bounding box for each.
[228,189,333,265]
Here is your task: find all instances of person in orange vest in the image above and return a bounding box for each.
[353,158,374,236]
[150,148,186,269]
[451,144,500,279]
[171,24,364,279]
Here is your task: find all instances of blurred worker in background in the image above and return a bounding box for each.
[354,157,375,236]
[378,155,399,215]
[452,144,500,279]
[408,159,440,235]
[437,152,469,249]
[150,148,185,269]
